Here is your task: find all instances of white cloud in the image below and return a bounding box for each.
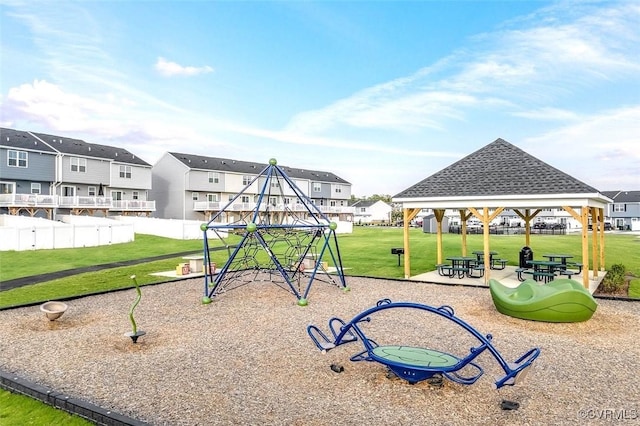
[4,80,121,132]
[285,2,640,135]
[522,105,640,190]
[511,107,580,121]
[154,57,214,77]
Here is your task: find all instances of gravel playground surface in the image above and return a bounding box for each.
[1,276,639,425]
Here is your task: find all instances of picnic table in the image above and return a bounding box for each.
[542,254,573,265]
[473,250,507,270]
[525,260,563,283]
[445,256,479,278]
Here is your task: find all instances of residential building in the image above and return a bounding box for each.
[150,152,353,222]
[0,128,154,218]
[0,128,58,218]
[351,199,392,224]
[603,190,640,231]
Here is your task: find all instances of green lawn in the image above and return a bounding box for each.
[0,389,92,425]
[1,227,638,308]
[1,227,638,423]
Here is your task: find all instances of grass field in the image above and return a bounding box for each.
[1,227,639,308]
[1,226,639,423]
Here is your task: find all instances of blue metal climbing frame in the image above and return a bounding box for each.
[200,158,349,305]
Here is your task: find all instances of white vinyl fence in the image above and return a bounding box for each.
[0,215,353,252]
[0,215,133,251]
[113,216,217,240]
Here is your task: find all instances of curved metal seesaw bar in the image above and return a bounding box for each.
[307,299,541,388]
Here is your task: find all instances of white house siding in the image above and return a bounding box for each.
[187,169,225,192]
[57,156,111,188]
[225,172,260,195]
[110,163,152,196]
[293,179,310,197]
[150,154,189,220]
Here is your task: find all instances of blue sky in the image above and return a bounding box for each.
[1,0,638,197]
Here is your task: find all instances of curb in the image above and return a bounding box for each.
[0,369,148,426]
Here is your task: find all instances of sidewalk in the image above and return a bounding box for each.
[0,251,200,292]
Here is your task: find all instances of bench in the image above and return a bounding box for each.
[523,270,556,283]
[567,262,583,274]
[449,267,469,279]
[515,267,528,281]
[436,264,452,276]
[559,269,578,279]
[468,265,485,278]
[491,259,508,270]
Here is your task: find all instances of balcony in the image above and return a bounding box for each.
[59,196,113,208]
[0,193,58,208]
[193,201,354,215]
[110,200,156,212]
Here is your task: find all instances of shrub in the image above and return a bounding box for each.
[602,263,626,293]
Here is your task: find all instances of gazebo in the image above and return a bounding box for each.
[392,138,612,288]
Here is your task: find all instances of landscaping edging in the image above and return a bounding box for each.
[0,369,148,426]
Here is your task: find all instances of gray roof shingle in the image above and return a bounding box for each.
[350,200,377,208]
[0,128,58,153]
[29,130,151,166]
[393,138,599,198]
[606,190,640,202]
[169,152,350,184]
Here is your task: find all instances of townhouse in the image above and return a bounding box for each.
[603,190,640,231]
[150,152,353,222]
[0,128,154,218]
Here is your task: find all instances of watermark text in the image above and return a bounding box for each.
[578,408,638,421]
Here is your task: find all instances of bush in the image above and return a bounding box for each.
[602,263,626,293]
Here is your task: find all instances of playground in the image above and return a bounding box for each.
[0,276,638,425]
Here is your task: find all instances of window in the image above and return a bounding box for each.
[241,195,250,203]
[31,183,41,194]
[334,185,342,193]
[228,194,234,201]
[283,197,291,205]
[70,157,86,172]
[313,182,321,192]
[269,196,277,206]
[271,181,280,188]
[208,172,220,183]
[8,150,28,168]
[132,191,139,200]
[360,207,366,213]
[119,165,132,178]
[63,185,75,196]
[242,175,252,186]
[88,186,96,196]
[207,193,219,202]
[614,204,626,212]
[330,201,336,207]
[192,192,199,201]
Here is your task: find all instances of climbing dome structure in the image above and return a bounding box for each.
[200,158,349,305]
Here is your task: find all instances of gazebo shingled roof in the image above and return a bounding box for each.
[392,138,611,288]
[394,138,598,198]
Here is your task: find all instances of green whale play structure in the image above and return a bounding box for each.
[489,278,597,323]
